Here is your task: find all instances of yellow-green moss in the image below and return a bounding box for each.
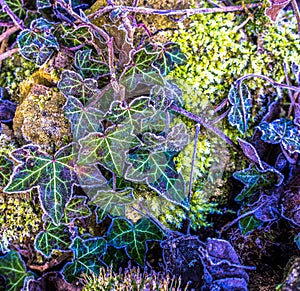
[81,265,188,291]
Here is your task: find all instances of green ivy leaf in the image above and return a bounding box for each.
[153,42,188,76]
[63,96,104,141]
[239,215,263,235]
[4,144,77,225]
[78,124,141,176]
[62,236,107,282]
[143,123,190,152]
[75,49,110,79]
[227,84,252,134]
[258,118,300,154]
[0,251,35,291]
[121,48,164,91]
[0,155,13,188]
[140,111,170,134]
[34,221,72,258]
[64,196,92,223]
[0,0,26,20]
[55,25,93,48]
[125,149,188,208]
[58,70,99,104]
[233,165,282,202]
[17,18,59,66]
[107,218,163,266]
[105,97,155,132]
[150,81,183,111]
[93,189,134,223]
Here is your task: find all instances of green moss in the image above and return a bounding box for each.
[81,265,188,291]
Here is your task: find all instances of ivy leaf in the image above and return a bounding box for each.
[93,189,134,223]
[55,25,93,48]
[233,164,282,202]
[258,118,300,154]
[153,42,188,76]
[105,97,155,132]
[0,155,13,188]
[107,218,163,266]
[63,96,104,141]
[0,0,26,20]
[17,18,59,66]
[141,111,171,134]
[58,70,100,104]
[238,215,263,235]
[34,221,72,258]
[295,233,300,250]
[64,196,92,223]
[74,50,109,79]
[78,124,141,175]
[125,149,188,208]
[227,84,252,134]
[121,49,164,91]
[62,236,107,282]
[0,251,35,291]
[150,81,183,111]
[143,123,190,152]
[4,144,77,225]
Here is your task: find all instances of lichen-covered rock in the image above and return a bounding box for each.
[13,83,72,152]
[280,257,300,290]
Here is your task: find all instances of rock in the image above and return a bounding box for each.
[281,257,300,290]
[13,84,72,152]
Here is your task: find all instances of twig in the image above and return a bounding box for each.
[88,3,262,21]
[283,63,295,118]
[0,47,18,61]
[169,103,240,151]
[236,73,300,92]
[218,203,265,235]
[0,20,13,27]
[0,25,19,43]
[291,0,300,36]
[0,0,24,29]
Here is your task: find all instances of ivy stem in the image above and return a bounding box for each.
[169,103,240,151]
[283,63,296,119]
[0,25,19,43]
[0,47,18,61]
[0,0,24,29]
[88,3,261,20]
[291,0,300,36]
[236,73,300,92]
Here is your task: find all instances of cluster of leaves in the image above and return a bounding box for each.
[227,69,300,236]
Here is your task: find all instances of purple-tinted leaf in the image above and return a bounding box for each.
[64,196,92,223]
[258,118,300,154]
[4,144,77,225]
[227,84,252,134]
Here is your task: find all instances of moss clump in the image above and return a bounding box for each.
[0,191,43,247]
[81,265,188,291]
[13,83,72,151]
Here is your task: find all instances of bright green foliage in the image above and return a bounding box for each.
[233,165,281,202]
[64,196,92,223]
[121,49,164,91]
[0,0,26,20]
[125,149,187,208]
[0,251,34,291]
[227,84,252,135]
[75,50,109,79]
[258,118,300,154]
[34,221,72,258]
[17,18,59,66]
[78,124,141,176]
[153,42,188,76]
[63,96,104,140]
[92,189,134,223]
[63,236,107,282]
[105,97,155,133]
[81,265,187,291]
[107,218,163,266]
[239,215,263,235]
[58,70,99,104]
[4,144,77,225]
